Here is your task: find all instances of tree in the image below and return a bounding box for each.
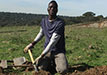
[96,15,104,20]
[83,12,96,17]
[105,17,107,19]
[82,12,96,22]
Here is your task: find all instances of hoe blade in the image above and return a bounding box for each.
[0,60,7,68]
[13,57,26,65]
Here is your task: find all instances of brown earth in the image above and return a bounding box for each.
[32,65,107,75]
[33,65,107,75]
[81,20,107,28]
[0,63,107,75]
[67,65,107,75]
[0,64,107,75]
[73,20,107,28]
[71,66,107,75]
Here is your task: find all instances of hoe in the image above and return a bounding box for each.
[0,49,38,73]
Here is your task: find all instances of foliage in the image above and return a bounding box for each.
[0,12,46,26]
[82,12,95,17]
[0,11,106,26]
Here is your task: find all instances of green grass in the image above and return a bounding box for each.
[65,26,107,66]
[0,25,107,74]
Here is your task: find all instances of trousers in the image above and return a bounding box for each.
[37,51,68,74]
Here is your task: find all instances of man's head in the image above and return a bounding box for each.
[47,0,58,17]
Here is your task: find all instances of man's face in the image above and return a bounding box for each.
[47,2,58,16]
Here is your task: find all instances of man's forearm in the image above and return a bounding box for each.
[41,33,61,57]
[31,27,44,46]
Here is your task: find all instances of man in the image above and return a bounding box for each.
[24,0,68,74]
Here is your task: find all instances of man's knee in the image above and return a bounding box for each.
[37,53,51,71]
[56,66,68,74]
[55,53,68,74]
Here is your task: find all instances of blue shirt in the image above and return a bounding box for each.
[41,17,66,53]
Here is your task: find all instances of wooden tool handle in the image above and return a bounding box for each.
[28,49,35,64]
[28,49,38,71]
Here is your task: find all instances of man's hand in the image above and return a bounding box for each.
[34,54,44,65]
[24,43,34,53]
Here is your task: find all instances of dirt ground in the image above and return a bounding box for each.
[0,64,107,75]
[67,65,107,75]
[32,65,107,75]
[70,66,107,75]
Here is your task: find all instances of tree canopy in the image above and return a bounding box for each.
[0,11,106,26]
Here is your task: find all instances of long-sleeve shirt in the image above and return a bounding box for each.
[33,16,66,56]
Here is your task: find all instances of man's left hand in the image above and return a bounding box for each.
[34,55,43,65]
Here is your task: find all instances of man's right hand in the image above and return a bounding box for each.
[24,43,34,53]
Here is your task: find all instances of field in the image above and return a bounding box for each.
[0,25,107,75]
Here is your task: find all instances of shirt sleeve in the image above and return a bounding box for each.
[33,27,44,43]
[41,33,61,56]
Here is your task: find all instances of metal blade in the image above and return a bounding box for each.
[13,57,26,65]
[0,60,7,68]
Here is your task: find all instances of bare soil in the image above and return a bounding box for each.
[33,64,107,75]
[0,64,107,75]
[67,65,107,75]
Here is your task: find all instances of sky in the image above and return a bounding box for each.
[0,0,107,17]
